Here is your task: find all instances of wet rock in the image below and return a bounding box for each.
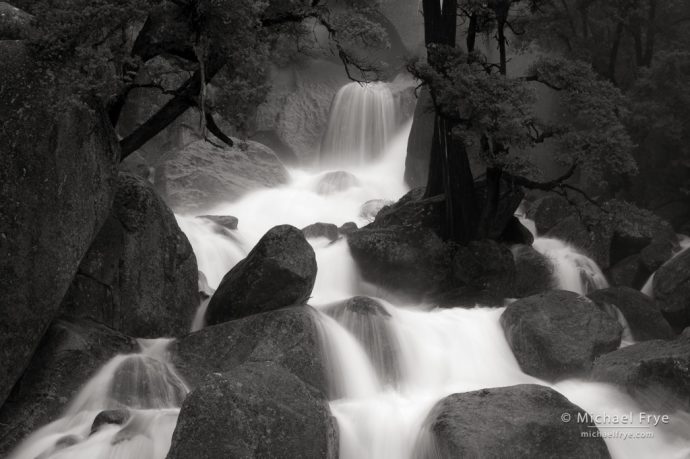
[606,254,649,289]
[653,249,690,331]
[591,335,690,411]
[417,384,610,459]
[0,2,32,39]
[450,240,515,299]
[323,297,399,384]
[303,222,339,242]
[167,362,338,459]
[499,216,534,246]
[371,187,444,235]
[0,318,136,456]
[588,287,675,341]
[197,215,239,231]
[338,222,359,236]
[511,245,554,298]
[360,199,394,223]
[527,194,572,235]
[0,42,119,407]
[205,225,316,324]
[60,174,199,338]
[608,202,677,265]
[639,241,674,273]
[172,307,326,393]
[155,138,289,213]
[500,290,622,380]
[348,226,450,302]
[315,171,360,195]
[90,409,131,435]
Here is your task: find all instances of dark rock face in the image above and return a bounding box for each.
[588,287,675,341]
[0,42,119,406]
[500,291,622,380]
[591,335,690,411]
[499,216,534,246]
[0,2,32,39]
[450,240,515,299]
[60,174,199,338]
[511,245,554,298]
[338,222,359,236]
[155,138,289,213]
[197,215,239,231]
[609,204,677,266]
[303,222,340,242]
[205,225,316,325]
[315,171,360,195]
[527,194,572,235]
[167,362,338,459]
[348,226,450,301]
[417,385,610,459]
[0,318,136,456]
[653,249,690,331]
[607,254,649,289]
[90,409,131,435]
[323,297,400,385]
[172,307,326,393]
[369,188,444,234]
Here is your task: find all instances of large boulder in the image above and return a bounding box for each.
[303,222,339,242]
[450,240,516,300]
[416,384,610,459]
[348,226,450,301]
[0,42,120,406]
[0,318,136,456]
[526,194,572,235]
[167,362,338,459]
[591,335,690,411]
[588,287,675,341]
[0,2,32,39]
[500,290,622,380]
[171,306,327,393]
[60,174,199,338]
[511,245,555,297]
[653,249,690,331]
[154,138,289,213]
[606,254,649,289]
[205,225,316,325]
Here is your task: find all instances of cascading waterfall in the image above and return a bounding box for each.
[21,80,690,458]
[320,82,397,167]
[10,339,187,459]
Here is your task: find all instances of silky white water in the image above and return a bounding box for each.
[320,82,397,167]
[16,82,690,458]
[10,339,187,459]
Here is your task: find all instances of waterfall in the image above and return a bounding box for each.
[533,237,609,295]
[10,339,187,459]
[320,82,397,167]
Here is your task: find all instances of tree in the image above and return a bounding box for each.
[413,0,636,243]
[15,0,390,160]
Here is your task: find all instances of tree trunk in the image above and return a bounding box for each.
[642,0,657,67]
[607,22,624,83]
[119,57,226,160]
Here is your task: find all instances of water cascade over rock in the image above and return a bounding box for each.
[320,82,396,167]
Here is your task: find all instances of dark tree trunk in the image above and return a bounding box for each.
[119,58,226,160]
[642,0,657,67]
[467,14,478,54]
[607,22,625,83]
[422,0,478,243]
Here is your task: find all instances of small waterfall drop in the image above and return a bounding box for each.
[320,82,396,167]
[533,237,609,294]
[10,339,187,459]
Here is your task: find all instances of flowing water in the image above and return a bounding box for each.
[13,82,690,458]
[10,339,187,459]
[320,82,396,168]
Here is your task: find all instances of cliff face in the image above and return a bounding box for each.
[0,42,120,406]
